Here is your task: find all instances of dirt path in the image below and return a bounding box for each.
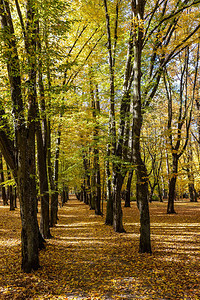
[0,196,199,299]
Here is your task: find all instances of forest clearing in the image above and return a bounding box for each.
[0,195,199,300]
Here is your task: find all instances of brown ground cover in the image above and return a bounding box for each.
[0,196,199,299]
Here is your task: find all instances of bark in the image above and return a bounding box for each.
[14,187,17,208]
[103,0,118,226]
[132,0,151,253]
[167,154,178,214]
[124,170,133,207]
[105,148,113,225]
[18,133,40,272]
[165,48,192,214]
[95,162,102,215]
[82,151,92,207]
[82,181,87,203]
[187,168,197,202]
[36,124,51,238]
[0,0,41,272]
[157,182,163,202]
[61,189,66,206]
[7,166,15,211]
[148,182,157,203]
[136,159,152,253]
[61,186,68,206]
[36,20,51,238]
[113,172,125,232]
[45,37,59,228]
[90,82,102,215]
[0,153,8,205]
[50,129,60,227]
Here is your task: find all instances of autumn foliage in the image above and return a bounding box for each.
[0,195,199,299]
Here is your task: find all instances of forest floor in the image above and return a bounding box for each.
[0,196,199,300]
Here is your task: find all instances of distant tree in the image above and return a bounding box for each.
[164,46,197,213]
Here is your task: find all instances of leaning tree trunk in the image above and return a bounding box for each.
[167,154,178,214]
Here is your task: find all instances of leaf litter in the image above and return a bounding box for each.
[0,197,199,299]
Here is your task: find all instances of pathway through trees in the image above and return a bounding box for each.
[0,196,199,299]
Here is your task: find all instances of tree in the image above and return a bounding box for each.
[164,46,197,213]
[102,0,200,252]
[0,0,42,272]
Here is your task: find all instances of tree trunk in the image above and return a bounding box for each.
[132,0,151,253]
[187,168,197,202]
[95,162,102,215]
[50,129,60,227]
[82,152,92,207]
[0,0,41,272]
[135,160,152,253]
[113,172,125,232]
[7,166,15,211]
[17,125,40,272]
[105,155,113,225]
[148,185,153,203]
[124,169,133,207]
[148,182,157,203]
[36,118,51,238]
[0,153,8,205]
[91,170,96,210]
[14,187,17,208]
[167,154,178,214]
[157,182,163,202]
[36,20,51,239]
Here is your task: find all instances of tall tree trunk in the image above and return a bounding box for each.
[36,20,51,238]
[132,0,151,253]
[0,0,41,272]
[50,129,60,227]
[90,82,102,215]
